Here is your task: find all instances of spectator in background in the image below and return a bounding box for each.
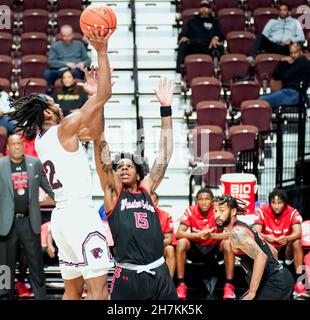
[44,25,91,92]
[175,188,236,300]
[254,189,309,299]
[176,0,224,73]
[249,3,305,62]
[151,192,176,278]
[0,135,54,300]
[52,70,89,116]
[259,43,310,107]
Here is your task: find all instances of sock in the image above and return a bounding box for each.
[225,279,234,286]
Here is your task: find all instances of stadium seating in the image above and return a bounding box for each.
[229,125,259,156]
[21,9,50,33]
[0,55,12,79]
[0,32,13,56]
[20,55,48,78]
[230,81,260,111]
[20,33,49,55]
[226,31,255,56]
[196,101,227,131]
[218,8,246,36]
[18,78,48,96]
[191,77,221,108]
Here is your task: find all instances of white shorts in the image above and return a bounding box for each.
[50,201,115,280]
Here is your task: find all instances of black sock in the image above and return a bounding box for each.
[177,278,185,286]
[225,279,234,286]
[295,273,302,283]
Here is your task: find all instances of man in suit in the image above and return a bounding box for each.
[0,134,54,300]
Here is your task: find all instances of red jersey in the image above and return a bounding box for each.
[255,204,303,248]
[180,205,221,246]
[156,208,173,234]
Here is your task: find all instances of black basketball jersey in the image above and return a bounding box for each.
[233,221,282,278]
[107,185,164,265]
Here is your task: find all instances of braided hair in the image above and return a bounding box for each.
[6,93,51,140]
[213,195,247,215]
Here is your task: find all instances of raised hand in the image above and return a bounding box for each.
[79,66,114,96]
[154,77,175,107]
[84,25,113,53]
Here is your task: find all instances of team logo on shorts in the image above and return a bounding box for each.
[90,247,103,259]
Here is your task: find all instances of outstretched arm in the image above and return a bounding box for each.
[94,137,121,213]
[141,78,175,193]
[231,227,268,300]
[58,26,112,140]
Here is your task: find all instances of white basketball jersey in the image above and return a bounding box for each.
[35,125,92,204]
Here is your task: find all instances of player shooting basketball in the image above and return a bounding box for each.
[7,26,114,300]
[93,78,178,300]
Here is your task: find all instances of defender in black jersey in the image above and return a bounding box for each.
[213,195,294,300]
[94,78,177,300]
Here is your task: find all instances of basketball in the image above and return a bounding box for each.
[80,6,117,37]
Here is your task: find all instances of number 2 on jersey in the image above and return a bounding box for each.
[134,212,149,229]
[43,160,63,190]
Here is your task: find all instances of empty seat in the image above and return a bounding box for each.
[193,125,225,159]
[18,78,48,96]
[247,0,275,11]
[219,54,250,87]
[226,31,255,56]
[181,8,200,25]
[0,78,11,93]
[196,101,227,130]
[20,55,48,78]
[202,151,236,188]
[56,9,82,33]
[191,77,221,108]
[21,0,51,10]
[56,0,85,10]
[218,8,246,36]
[184,54,214,86]
[214,0,239,12]
[0,32,13,56]
[253,8,279,33]
[241,100,272,133]
[230,81,260,111]
[21,9,50,33]
[255,53,282,86]
[0,55,12,79]
[20,33,48,55]
[229,125,258,156]
[179,0,202,10]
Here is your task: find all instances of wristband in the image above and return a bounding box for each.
[160,106,172,117]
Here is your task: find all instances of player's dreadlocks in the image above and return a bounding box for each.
[213,194,247,215]
[6,93,51,140]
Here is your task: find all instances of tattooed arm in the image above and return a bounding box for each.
[231,226,268,300]
[141,78,175,193]
[93,137,121,213]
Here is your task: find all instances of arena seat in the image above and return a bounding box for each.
[247,0,275,11]
[184,54,214,87]
[178,0,202,11]
[241,100,272,133]
[196,100,227,131]
[0,32,13,56]
[219,54,250,87]
[55,0,85,10]
[20,55,48,78]
[191,77,221,109]
[180,8,200,25]
[56,9,83,33]
[218,8,246,36]
[18,78,48,96]
[226,31,256,56]
[21,0,51,10]
[0,78,11,93]
[21,9,50,33]
[20,33,48,56]
[0,55,12,79]
[228,125,259,157]
[213,0,239,12]
[230,81,260,111]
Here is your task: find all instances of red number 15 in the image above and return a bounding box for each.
[134,212,149,230]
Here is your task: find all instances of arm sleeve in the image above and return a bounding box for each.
[48,44,67,69]
[180,208,191,227]
[292,20,305,43]
[272,62,284,80]
[214,19,225,41]
[262,20,273,39]
[179,20,192,39]
[291,209,303,225]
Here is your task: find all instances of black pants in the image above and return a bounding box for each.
[176,41,224,72]
[250,34,290,57]
[0,216,46,300]
[245,267,294,300]
[110,263,177,300]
